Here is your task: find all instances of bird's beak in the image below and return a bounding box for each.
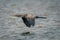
[35,16,47,19]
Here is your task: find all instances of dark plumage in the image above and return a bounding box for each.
[13,14,47,27]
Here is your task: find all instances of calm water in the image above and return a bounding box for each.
[0,0,60,40]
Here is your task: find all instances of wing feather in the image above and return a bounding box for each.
[22,17,31,27]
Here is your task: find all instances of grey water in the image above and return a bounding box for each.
[0,0,60,40]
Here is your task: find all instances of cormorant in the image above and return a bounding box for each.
[13,14,47,27]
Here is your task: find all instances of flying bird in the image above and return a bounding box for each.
[13,14,47,27]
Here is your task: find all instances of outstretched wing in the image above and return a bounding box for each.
[12,14,24,17]
[22,17,31,27]
[22,17,35,27]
